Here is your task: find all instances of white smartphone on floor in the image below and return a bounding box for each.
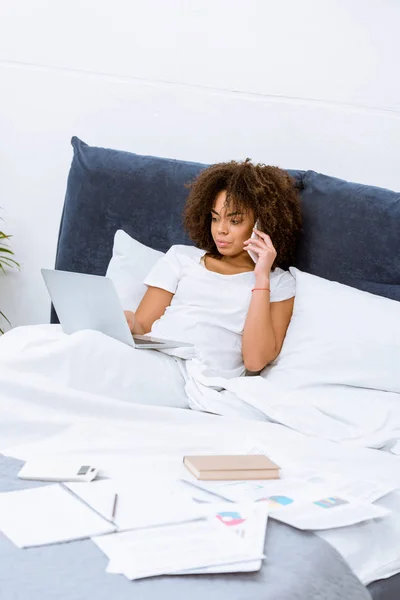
[18,460,99,483]
[248,221,259,263]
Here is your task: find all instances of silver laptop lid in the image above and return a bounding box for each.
[41,269,134,347]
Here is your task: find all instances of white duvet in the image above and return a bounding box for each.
[185,362,400,450]
[1,325,400,586]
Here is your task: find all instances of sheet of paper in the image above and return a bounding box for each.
[179,476,391,530]
[225,479,391,530]
[93,518,265,580]
[0,484,116,548]
[322,478,398,504]
[106,502,269,575]
[67,479,208,530]
[272,495,390,530]
[180,476,317,503]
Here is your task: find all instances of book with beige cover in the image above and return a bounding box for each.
[183,454,280,480]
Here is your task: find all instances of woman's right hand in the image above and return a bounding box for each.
[124,310,136,332]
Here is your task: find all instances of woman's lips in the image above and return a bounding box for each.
[215,240,231,248]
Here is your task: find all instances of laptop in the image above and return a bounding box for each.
[41,269,194,350]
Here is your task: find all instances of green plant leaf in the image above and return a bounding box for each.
[0,310,10,323]
[0,223,19,312]
[0,310,10,334]
[0,256,19,267]
[0,247,15,255]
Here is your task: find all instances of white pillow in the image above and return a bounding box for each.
[106,230,164,312]
[262,267,400,394]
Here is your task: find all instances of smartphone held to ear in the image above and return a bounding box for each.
[247,221,259,263]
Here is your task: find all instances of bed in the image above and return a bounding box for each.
[1,136,399,599]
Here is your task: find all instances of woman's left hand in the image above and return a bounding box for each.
[244,228,277,279]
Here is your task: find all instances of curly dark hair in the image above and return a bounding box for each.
[183,160,302,270]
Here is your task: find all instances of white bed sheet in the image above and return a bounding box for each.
[0,325,400,585]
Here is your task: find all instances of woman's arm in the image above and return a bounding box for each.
[124,286,173,335]
[242,294,294,372]
[242,228,294,372]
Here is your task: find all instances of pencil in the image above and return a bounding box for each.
[111,493,118,520]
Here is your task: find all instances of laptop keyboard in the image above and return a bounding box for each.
[132,337,164,345]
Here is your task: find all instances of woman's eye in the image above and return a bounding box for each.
[211,216,218,222]
[231,220,241,225]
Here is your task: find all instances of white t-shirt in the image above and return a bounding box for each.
[144,245,295,377]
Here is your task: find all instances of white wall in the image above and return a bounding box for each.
[0,0,399,327]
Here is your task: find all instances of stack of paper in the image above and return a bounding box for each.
[93,503,268,580]
[0,474,269,579]
[0,484,116,548]
[66,479,268,579]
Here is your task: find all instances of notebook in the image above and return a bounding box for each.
[183,454,280,480]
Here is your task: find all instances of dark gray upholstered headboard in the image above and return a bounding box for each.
[51,137,400,322]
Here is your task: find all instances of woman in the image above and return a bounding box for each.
[125,159,301,377]
[0,160,301,411]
